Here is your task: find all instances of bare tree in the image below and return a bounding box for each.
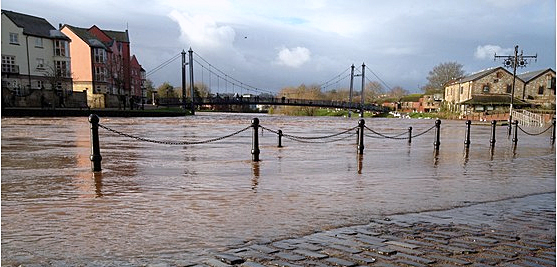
[422,62,464,94]
[389,86,409,98]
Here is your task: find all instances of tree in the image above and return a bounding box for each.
[389,86,409,98]
[422,62,464,94]
[364,81,385,103]
[144,79,155,100]
[157,82,176,98]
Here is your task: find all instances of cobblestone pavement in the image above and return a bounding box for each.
[203,193,555,267]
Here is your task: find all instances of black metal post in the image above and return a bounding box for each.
[188,48,195,115]
[277,129,283,148]
[512,120,519,144]
[357,119,365,154]
[181,50,187,110]
[464,120,471,148]
[490,120,497,149]
[360,62,365,118]
[433,119,441,151]
[89,114,102,172]
[251,118,260,161]
[551,118,556,145]
[408,126,412,144]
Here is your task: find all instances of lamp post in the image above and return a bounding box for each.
[495,45,536,135]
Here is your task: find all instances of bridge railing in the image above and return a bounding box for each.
[88,115,555,172]
[157,96,385,111]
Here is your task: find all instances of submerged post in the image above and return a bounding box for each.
[464,120,471,148]
[89,114,102,172]
[251,118,260,161]
[357,119,365,154]
[277,129,283,148]
[408,126,412,144]
[512,120,519,144]
[434,119,441,151]
[490,120,497,149]
[551,118,556,145]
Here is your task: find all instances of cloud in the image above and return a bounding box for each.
[275,47,311,68]
[168,10,235,50]
[474,45,513,60]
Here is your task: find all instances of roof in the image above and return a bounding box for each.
[103,29,129,43]
[459,67,508,83]
[2,10,70,40]
[63,25,107,49]
[518,68,555,83]
[460,94,528,105]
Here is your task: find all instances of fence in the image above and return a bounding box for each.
[88,114,556,172]
[512,109,545,127]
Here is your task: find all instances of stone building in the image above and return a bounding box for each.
[518,68,556,109]
[444,67,527,114]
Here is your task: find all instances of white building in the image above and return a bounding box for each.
[2,10,72,98]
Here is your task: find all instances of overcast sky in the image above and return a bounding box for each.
[3,0,555,94]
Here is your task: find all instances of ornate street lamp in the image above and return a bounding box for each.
[494,45,536,135]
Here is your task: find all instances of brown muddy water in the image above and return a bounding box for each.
[1,113,555,265]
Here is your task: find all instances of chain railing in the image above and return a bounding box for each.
[98,123,251,145]
[88,114,556,172]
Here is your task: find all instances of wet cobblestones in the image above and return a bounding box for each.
[204,193,555,267]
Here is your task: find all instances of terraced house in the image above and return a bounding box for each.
[1,10,84,108]
[61,24,145,108]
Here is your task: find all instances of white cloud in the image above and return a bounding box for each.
[168,10,235,50]
[474,45,513,60]
[275,47,311,68]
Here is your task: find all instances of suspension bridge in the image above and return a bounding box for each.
[146,48,389,113]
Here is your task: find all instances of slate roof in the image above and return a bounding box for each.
[63,25,107,49]
[460,94,528,105]
[459,67,509,83]
[2,10,70,40]
[518,68,555,83]
[103,29,129,43]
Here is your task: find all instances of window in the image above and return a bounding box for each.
[35,37,43,48]
[36,58,45,69]
[2,55,18,73]
[459,86,463,94]
[54,40,68,56]
[538,86,544,95]
[94,49,106,63]
[55,60,69,77]
[482,84,490,93]
[94,66,107,82]
[547,76,555,90]
[9,33,19,44]
[506,84,512,94]
[37,80,44,89]
[496,72,502,78]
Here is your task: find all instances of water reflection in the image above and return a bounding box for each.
[251,161,260,192]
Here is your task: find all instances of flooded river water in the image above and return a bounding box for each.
[2,113,555,265]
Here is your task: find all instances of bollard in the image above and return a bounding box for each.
[251,118,260,162]
[464,120,471,148]
[357,119,365,154]
[489,120,496,148]
[355,128,360,145]
[512,120,519,144]
[277,129,283,148]
[408,126,412,144]
[551,118,556,145]
[89,114,102,172]
[433,119,441,151]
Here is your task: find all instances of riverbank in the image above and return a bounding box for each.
[203,192,555,267]
[1,107,190,117]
